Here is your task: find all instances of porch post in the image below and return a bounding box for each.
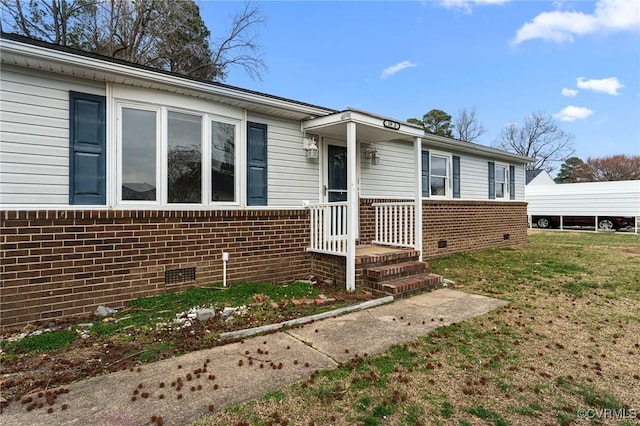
[414,136,423,261]
[346,121,357,292]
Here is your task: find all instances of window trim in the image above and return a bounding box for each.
[428,150,452,199]
[493,162,509,200]
[116,102,162,205]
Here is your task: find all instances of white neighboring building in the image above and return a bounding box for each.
[525,171,640,233]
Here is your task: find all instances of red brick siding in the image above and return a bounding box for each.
[309,253,347,288]
[422,200,528,258]
[1,209,310,329]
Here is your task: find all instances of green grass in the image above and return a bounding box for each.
[2,329,77,354]
[119,281,320,327]
[440,401,455,418]
[468,405,509,426]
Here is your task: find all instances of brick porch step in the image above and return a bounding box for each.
[356,248,420,268]
[367,261,427,283]
[371,273,445,297]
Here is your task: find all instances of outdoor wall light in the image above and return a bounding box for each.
[303,136,318,159]
[365,144,379,165]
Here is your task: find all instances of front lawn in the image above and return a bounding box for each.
[197,231,640,425]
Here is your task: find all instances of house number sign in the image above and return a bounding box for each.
[383,120,401,130]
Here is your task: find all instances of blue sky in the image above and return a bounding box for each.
[200,1,640,171]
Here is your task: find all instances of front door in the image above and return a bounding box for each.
[327,145,347,202]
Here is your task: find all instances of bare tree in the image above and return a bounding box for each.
[210,2,266,81]
[1,0,266,81]
[574,154,640,182]
[0,0,92,45]
[494,111,574,172]
[453,107,486,143]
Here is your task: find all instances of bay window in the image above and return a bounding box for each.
[117,102,239,206]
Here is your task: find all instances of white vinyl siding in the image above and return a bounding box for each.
[0,65,105,205]
[458,154,489,200]
[513,165,525,199]
[360,140,414,198]
[424,149,525,201]
[248,114,319,206]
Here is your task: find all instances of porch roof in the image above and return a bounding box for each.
[302,108,424,143]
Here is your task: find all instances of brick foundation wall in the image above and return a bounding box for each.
[422,200,528,258]
[1,209,311,329]
[309,252,347,288]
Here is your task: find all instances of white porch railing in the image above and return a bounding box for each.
[307,202,348,256]
[372,202,415,248]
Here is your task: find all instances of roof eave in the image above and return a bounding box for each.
[423,133,533,164]
[0,34,335,120]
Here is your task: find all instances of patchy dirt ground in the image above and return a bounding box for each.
[0,283,372,404]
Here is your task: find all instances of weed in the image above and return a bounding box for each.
[356,395,371,412]
[402,404,424,425]
[262,390,285,403]
[90,323,118,337]
[440,401,455,418]
[467,405,509,426]
[138,342,173,363]
[512,404,541,417]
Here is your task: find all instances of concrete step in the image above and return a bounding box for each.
[366,260,427,283]
[369,273,445,297]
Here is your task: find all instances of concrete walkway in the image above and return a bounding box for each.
[1,289,507,426]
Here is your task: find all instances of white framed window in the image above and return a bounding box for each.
[429,151,452,198]
[167,111,203,204]
[210,119,236,202]
[116,101,240,207]
[118,104,161,203]
[495,164,507,199]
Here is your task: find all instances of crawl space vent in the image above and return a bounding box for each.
[165,267,196,284]
[437,240,447,249]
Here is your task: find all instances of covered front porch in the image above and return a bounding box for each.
[301,109,427,292]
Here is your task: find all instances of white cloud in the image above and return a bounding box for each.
[555,105,594,122]
[438,0,510,13]
[561,88,578,97]
[576,76,624,95]
[513,0,640,44]
[380,61,417,79]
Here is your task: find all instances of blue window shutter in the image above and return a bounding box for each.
[421,150,430,197]
[247,122,268,206]
[488,161,495,199]
[452,155,461,199]
[509,165,516,200]
[69,91,106,205]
